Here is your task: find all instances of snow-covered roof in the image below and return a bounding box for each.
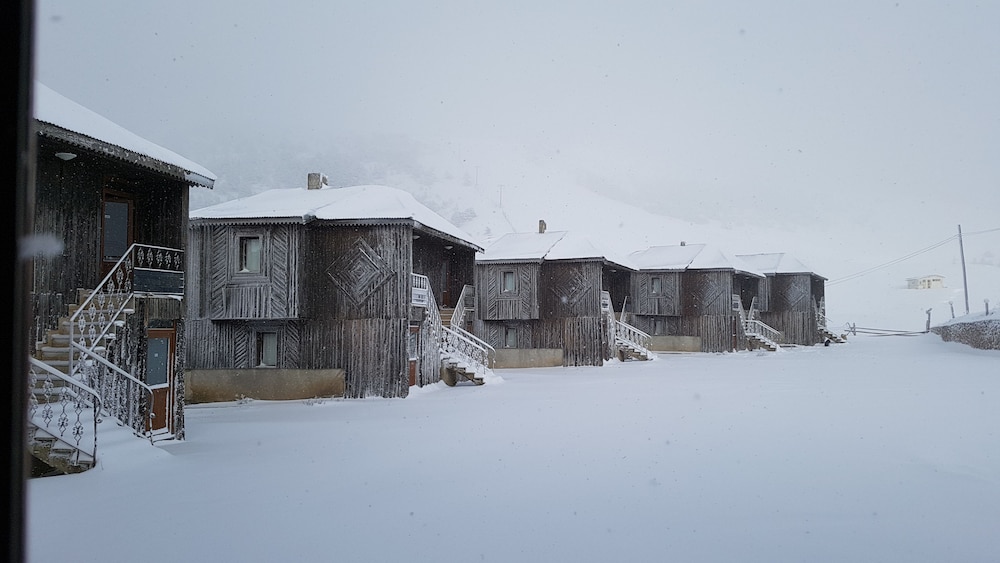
[630,244,764,277]
[32,82,216,188]
[478,230,634,269]
[190,184,482,250]
[736,252,822,278]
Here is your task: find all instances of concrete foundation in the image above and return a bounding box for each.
[648,335,702,353]
[493,348,564,368]
[186,368,345,403]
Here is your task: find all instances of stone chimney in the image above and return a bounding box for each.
[307,172,329,190]
[539,219,547,234]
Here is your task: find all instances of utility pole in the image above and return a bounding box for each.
[958,224,970,315]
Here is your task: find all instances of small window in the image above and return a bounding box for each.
[501,270,517,293]
[653,318,666,336]
[651,276,662,295]
[257,332,278,367]
[503,326,518,348]
[239,236,262,273]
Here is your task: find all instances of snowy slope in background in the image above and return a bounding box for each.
[189,137,999,334]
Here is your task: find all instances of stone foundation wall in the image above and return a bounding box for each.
[931,318,1000,351]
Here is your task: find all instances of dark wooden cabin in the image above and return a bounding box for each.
[473,222,634,367]
[186,173,482,401]
[736,253,828,345]
[28,82,215,472]
[628,243,765,353]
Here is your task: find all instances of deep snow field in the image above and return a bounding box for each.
[27,332,999,563]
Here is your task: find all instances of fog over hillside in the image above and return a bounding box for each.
[188,134,999,336]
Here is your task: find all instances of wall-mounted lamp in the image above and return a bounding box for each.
[444,245,453,250]
[412,234,420,240]
[55,152,78,161]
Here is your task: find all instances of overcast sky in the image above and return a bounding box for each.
[33,1,999,254]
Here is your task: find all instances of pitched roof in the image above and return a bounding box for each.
[190,184,482,251]
[33,82,216,188]
[736,252,826,280]
[478,230,634,269]
[629,243,764,277]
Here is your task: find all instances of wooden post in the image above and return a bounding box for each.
[958,224,970,315]
[925,308,932,333]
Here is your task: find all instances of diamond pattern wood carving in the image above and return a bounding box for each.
[326,238,392,305]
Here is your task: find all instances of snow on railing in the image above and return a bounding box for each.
[615,319,654,360]
[411,273,430,308]
[28,357,102,469]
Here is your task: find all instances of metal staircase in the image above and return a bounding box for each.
[738,296,783,352]
[608,293,654,361]
[815,297,846,343]
[413,278,495,385]
[27,244,177,475]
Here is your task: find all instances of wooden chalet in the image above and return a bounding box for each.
[28,82,216,474]
[473,221,651,367]
[627,243,772,353]
[735,252,833,345]
[186,173,487,401]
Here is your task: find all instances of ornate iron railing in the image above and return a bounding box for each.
[73,341,156,439]
[27,357,102,469]
[441,325,495,377]
[68,243,184,376]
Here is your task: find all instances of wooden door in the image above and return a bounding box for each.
[146,328,175,434]
[101,190,134,278]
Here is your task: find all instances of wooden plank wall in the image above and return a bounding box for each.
[412,238,476,309]
[477,262,540,320]
[187,223,416,397]
[33,139,189,299]
[760,311,819,346]
[631,271,681,316]
[189,223,300,320]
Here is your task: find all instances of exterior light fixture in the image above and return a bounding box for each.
[55,152,77,161]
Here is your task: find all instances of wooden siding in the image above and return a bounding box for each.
[187,223,428,398]
[760,311,820,346]
[188,223,301,320]
[33,138,189,301]
[477,262,540,320]
[474,261,609,365]
[539,261,603,318]
[631,271,681,316]
[412,237,475,309]
[769,274,814,313]
[682,270,734,316]
[303,225,411,321]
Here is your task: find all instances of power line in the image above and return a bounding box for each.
[827,234,958,285]
[827,225,1000,285]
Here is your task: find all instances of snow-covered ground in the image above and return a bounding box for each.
[27,332,999,563]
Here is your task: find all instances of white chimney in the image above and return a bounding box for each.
[539,219,547,234]
[307,172,329,190]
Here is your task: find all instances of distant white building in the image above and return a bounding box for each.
[906,275,945,289]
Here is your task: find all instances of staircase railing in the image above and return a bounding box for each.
[415,276,494,380]
[737,295,783,349]
[615,318,654,359]
[65,243,180,438]
[72,341,156,440]
[450,284,476,329]
[68,243,185,377]
[448,284,495,369]
[28,357,102,469]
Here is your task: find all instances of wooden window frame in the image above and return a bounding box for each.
[500,270,517,294]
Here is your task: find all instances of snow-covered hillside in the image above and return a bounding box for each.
[190,138,999,335]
